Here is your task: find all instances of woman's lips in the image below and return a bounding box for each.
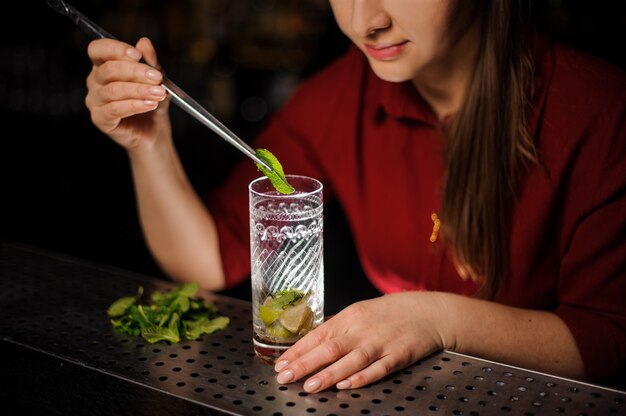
[364,41,408,60]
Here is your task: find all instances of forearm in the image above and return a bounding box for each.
[437,292,585,380]
[128,138,226,291]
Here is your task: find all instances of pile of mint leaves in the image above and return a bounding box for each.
[107,282,229,344]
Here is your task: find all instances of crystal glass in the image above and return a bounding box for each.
[249,174,324,362]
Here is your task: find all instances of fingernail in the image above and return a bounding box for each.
[126,47,142,60]
[146,69,162,82]
[149,86,166,96]
[336,379,352,389]
[143,100,158,107]
[276,369,294,384]
[274,360,288,372]
[304,378,321,392]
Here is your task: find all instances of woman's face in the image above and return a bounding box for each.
[329,0,456,83]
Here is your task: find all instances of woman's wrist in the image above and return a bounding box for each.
[126,133,179,174]
[422,291,461,352]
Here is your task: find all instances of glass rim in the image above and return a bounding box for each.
[249,174,323,198]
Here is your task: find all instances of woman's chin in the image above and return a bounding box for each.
[367,60,415,83]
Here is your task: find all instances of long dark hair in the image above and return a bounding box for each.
[441,0,537,299]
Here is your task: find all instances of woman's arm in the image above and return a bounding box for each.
[85,37,226,290]
[127,135,226,291]
[444,292,584,377]
[274,291,584,393]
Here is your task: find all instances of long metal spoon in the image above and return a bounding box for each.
[46,0,272,172]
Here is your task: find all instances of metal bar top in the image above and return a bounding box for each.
[1,241,624,415]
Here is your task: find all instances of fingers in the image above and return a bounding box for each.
[87,38,141,66]
[331,354,407,390]
[275,326,329,367]
[88,99,160,133]
[85,37,166,129]
[85,74,166,132]
[274,320,382,393]
[87,37,163,87]
[86,80,166,108]
[299,346,379,393]
[276,336,354,383]
[277,339,408,393]
[89,59,163,88]
[136,37,160,68]
[86,61,164,118]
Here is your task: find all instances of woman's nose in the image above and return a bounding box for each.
[351,0,391,38]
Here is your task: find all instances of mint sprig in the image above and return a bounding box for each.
[271,289,306,309]
[255,148,295,194]
[107,282,229,343]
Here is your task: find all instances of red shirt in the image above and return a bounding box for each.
[206,37,626,385]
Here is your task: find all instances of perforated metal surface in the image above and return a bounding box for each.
[1,242,625,415]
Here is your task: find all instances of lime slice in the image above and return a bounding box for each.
[255,148,295,195]
[259,304,283,326]
[265,321,294,340]
[279,299,314,334]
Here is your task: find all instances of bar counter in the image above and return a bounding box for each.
[1,241,624,415]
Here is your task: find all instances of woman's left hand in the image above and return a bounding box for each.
[273,291,451,392]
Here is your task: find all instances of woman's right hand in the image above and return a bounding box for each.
[85,37,170,153]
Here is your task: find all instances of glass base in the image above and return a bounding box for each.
[253,336,293,364]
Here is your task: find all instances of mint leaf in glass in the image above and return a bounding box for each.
[255,148,295,194]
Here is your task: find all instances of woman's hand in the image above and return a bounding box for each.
[274,291,587,393]
[85,37,170,153]
[274,291,451,393]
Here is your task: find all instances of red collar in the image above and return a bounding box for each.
[378,77,441,126]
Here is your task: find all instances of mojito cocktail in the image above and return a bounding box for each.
[249,175,324,362]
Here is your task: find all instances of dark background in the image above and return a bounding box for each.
[1,0,625,313]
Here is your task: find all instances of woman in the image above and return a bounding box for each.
[85,0,626,391]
